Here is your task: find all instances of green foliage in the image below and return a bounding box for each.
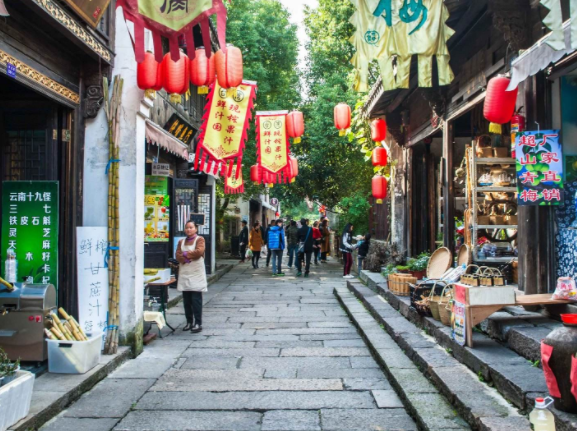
[407,253,431,272]
[382,263,398,279]
[337,193,371,234]
[0,348,19,377]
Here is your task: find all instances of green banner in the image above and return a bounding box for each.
[1,181,59,289]
[144,176,170,242]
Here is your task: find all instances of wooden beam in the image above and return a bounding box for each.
[443,121,455,252]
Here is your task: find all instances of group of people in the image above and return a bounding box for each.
[238,218,332,278]
[239,218,371,279]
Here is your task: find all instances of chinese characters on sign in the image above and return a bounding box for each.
[257,111,290,180]
[62,0,112,28]
[451,284,467,346]
[164,113,195,145]
[144,176,170,242]
[1,182,59,289]
[515,130,563,206]
[152,163,171,177]
[77,227,109,342]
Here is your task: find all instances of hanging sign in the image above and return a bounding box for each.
[76,227,109,344]
[144,176,170,242]
[63,0,112,28]
[515,130,563,206]
[451,284,467,346]
[256,111,291,183]
[164,113,196,146]
[194,81,257,178]
[152,163,171,176]
[1,182,59,289]
[225,165,245,194]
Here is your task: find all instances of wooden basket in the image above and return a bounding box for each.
[388,273,416,297]
[438,285,453,326]
[429,286,444,321]
[427,247,453,279]
[493,147,509,158]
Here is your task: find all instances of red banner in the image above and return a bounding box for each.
[195,80,257,178]
[256,111,291,184]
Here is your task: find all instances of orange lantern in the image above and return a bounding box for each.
[162,52,189,105]
[287,111,305,144]
[483,76,518,134]
[215,45,243,90]
[250,165,261,184]
[289,156,299,183]
[372,175,388,204]
[137,51,163,98]
[334,103,351,136]
[190,47,216,95]
[371,118,387,142]
[372,147,388,167]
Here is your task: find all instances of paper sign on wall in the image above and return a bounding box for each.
[77,227,109,346]
[451,284,466,346]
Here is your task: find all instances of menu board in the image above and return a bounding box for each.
[516,130,563,206]
[1,181,59,289]
[144,176,170,242]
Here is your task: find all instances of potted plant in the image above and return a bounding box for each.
[0,349,19,387]
[0,348,34,431]
[408,253,430,280]
[396,265,411,274]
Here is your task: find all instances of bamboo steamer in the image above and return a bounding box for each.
[388,273,416,297]
[427,247,453,279]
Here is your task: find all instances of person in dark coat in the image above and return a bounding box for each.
[285,220,299,268]
[296,219,314,277]
[239,220,249,263]
[357,233,371,273]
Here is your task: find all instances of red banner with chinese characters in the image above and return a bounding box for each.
[195,80,257,178]
[256,111,291,183]
[225,165,244,194]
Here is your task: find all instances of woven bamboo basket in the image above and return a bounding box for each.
[438,285,453,326]
[429,287,443,321]
[388,273,416,297]
[427,247,453,279]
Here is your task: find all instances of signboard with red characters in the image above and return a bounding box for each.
[515,130,563,206]
[63,0,112,28]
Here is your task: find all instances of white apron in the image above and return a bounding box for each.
[177,238,208,292]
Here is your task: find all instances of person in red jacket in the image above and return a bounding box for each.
[312,220,322,265]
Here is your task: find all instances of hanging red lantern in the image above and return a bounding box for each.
[137,51,163,98]
[190,47,215,95]
[215,45,243,90]
[287,111,305,144]
[162,52,189,104]
[483,76,518,134]
[288,156,299,183]
[250,165,262,184]
[262,170,275,188]
[372,147,388,167]
[370,118,387,142]
[372,175,388,204]
[334,103,351,136]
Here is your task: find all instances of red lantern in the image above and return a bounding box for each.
[288,156,299,183]
[262,170,275,187]
[483,76,518,134]
[287,111,305,144]
[137,51,163,98]
[370,118,387,142]
[250,165,262,184]
[162,52,189,104]
[190,47,215,95]
[372,175,388,204]
[372,147,388,167]
[334,103,351,136]
[215,46,243,90]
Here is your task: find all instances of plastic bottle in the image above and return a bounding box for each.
[4,248,17,284]
[529,397,556,431]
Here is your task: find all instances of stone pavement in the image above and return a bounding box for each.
[40,258,417,431]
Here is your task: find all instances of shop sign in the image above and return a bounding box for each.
[1,181,59,290]
[515,130,563,206]
[270,198,279,206]
[189,214,206,226]
[451,284,467,346]
[76,227,109,345]
[145,176,170,242]
[6,63,16,79]
[152,163,171,177]
[164,113,195,146]
[62,0,112,28]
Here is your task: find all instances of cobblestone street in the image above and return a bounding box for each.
[40,260,417,431]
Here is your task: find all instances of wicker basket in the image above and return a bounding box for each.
[438,285,453,326]
[429,287,443,321]
[388,273,416,297]
[457,245,472,267]
[427,247,453,279]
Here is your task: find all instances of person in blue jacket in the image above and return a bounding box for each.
[268,219,286,277]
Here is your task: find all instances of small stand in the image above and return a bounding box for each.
[145,278,176,337]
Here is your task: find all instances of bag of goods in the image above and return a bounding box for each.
[552,277,577,301]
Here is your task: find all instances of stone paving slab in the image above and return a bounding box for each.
[152,377,343,392]
[261,410,321,431]
[113,411,262,430]
[297,368,386,379]
[371,390,403,408]
[343,378,392,390]
[182,347,281,357]
[40,417,119,431]
[280,347,369,357]
[239,356,353,369]
[256,340,324,348]
[109,358,175,379]
[180,356,240,369]
[320,408,417,431]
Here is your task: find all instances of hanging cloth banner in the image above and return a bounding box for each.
[116,0,228,63]
[256,111,291,184]
[194,80,257,178]
[225,165,244,194]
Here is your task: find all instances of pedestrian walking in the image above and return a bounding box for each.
[239,220,249,263]
[320,219,331,263]
[176,221,207,333]
[286,220,299,268]
[296,218,314,277]
[265,219,275,267]
[340,223,356,279]
[268,219,286,277]
[249,221,264,269]
[357,233,371,273]
[312,221,322,265]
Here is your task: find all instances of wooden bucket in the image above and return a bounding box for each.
[389,273,415,297]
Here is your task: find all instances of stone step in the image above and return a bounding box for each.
[333,286,472,431]
[354,273,577,431]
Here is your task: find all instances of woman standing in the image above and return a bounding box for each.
[340,223,355,279]
[312,221,322,265]
[176,221,207,333]
[249,221,264,269]
[320,219,330,263]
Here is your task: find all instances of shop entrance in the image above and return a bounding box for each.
[0,74,75,309]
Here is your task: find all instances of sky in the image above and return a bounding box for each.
[278,0,319,69]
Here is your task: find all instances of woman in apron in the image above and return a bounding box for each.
[176,221,207,333]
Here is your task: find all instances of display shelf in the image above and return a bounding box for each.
[476,186,518,193]
[475,158,516,165]
[476,225,518,229]
[474,256,517,263]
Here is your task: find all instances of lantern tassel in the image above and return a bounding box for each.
[291,178,295,183]
[293,137,301,144]
[489,123,502,134]
[376,199,383,204]
[198,86,209,95]
[144,89,156,99]
[339,129,346,137]
[170,93,182,104]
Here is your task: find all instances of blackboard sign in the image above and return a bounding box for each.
[190,213,206,226]
[164,113,196,146]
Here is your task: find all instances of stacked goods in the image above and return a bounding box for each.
[44,308,88,342]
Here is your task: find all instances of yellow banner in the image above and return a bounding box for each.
[226,166,243,191]
[258,114,288,174]
[139,0,212,32]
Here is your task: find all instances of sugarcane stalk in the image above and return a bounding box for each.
[70,316,88,340]
[44,328,57,341]
[59,308,86,341]
[49,322,66,340]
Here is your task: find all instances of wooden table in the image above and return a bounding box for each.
[145,278,177,336]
